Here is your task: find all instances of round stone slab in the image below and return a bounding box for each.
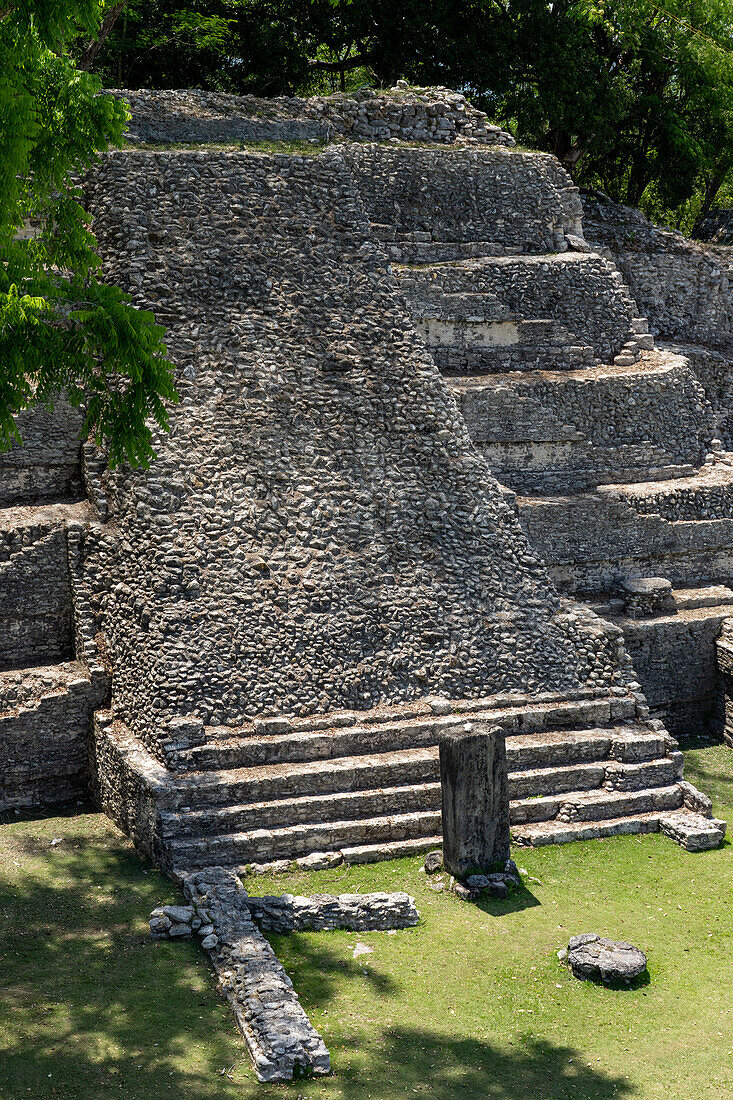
[567,933,647,983]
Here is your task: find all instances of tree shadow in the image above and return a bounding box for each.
[266,930,400,1009]
[0,821,638,1100]
[333,1028,636,1100]
[0,828,251,1099]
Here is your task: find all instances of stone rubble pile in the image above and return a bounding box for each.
[115,84,515,148]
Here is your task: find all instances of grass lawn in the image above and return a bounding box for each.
[1,739,732,1100]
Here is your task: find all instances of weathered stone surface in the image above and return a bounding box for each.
[619,577,675,619]
[424,850,444,874]
[658,810,726,851]
[115,85,515,148]
[246,890,419,933]
[566,933,647,983]
[3,85,723,871]
[440,725,510,878]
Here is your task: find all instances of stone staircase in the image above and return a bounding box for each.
[92,687,722,878]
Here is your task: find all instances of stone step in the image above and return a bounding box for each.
[449,351,711,495]
[610,463,733,522]
[160,781,442,839]
[182,713,656,773]
[513,808,725,850]
[167,771,687,869]
[172,734,674,813]
[516,489,733,595]
[174,747,440,810]
[182,715,463,771]
[512,812,664,846]
[167,808,444,869]
[509,756,676,800]
[673,584,733,610]
[435,343,597,376]
[511,782,683,826]
[163,762,682,842]
[507,725,666,770]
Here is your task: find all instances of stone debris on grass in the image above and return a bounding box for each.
[565,933,648,984]
[148,866,419,1082]
[448,859,523,902]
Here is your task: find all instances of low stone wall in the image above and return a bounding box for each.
[182,867,331,1082]
[246,890,418,932]
[114,85,514,148]
[397,254,641,365]
[89,714,169,864]
[454,354,711,494]
[615,611,728,737]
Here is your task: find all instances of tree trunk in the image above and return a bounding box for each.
[78,1,127,72]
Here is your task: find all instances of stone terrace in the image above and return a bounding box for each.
[0,88,723,869]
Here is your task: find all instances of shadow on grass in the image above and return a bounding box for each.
[0,826,642,1100]
[333,1028,635,1100]
[267,931,400,1005]
[475,883,540,916]
[0,832,247,1100]
[0,799,97,827]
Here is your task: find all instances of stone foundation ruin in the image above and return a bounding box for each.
[1,86,728,876]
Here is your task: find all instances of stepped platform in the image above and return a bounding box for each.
[357,144,733,741]
[449,353,710,493]
[91,690,723,879]
[588,585,733,737]
[394,253,641,368]
[516,474,733,595]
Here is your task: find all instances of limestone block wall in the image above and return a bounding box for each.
[0,400,84,507]
[82,145,633,758]
[0,667,102,810]
[343,146,582,257]
[694,209,733,246]
[664,344,733,450]
[621,614,726,736]
[455,353,712,493]
[116,86,514,148]
[0,526,73,668]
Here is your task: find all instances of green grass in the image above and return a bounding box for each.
[1,739,732,1099]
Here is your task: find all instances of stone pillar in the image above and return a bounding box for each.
[439,723,510,878]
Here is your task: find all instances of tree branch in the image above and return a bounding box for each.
[78,1,127,71]
[308,53,373,73]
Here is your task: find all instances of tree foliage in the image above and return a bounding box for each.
[1,1,177,466]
